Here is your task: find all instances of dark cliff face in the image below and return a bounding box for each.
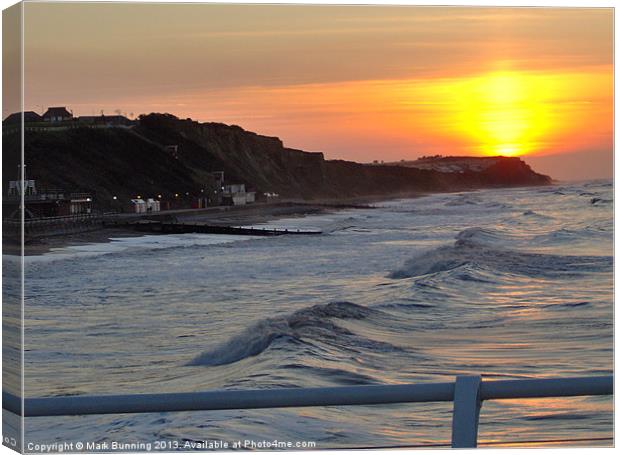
[3,113,551,207]
[134,114,330,198]
[3,126,198,204]
[478,157,551,185]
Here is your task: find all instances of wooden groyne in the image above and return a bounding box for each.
[113,220,322,236]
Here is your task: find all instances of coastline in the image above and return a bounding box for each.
[7,181,563,257]
[8,182,564,257]
[12,191,426,256]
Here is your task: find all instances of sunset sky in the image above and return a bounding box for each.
[15,3,614,180]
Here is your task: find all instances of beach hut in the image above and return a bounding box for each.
[130,199,147,213]
[146,198,160,212]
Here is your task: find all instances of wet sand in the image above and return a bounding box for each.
[8,228,144,257]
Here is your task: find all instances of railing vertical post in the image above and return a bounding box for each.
[451,375,482,448]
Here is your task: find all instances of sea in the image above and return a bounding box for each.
[5,180,614,449]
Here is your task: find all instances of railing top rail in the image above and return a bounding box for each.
[479,375,613,400]
[2,375,612,418]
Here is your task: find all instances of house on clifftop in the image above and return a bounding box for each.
[78,115,133,127]
[42,106,73,122]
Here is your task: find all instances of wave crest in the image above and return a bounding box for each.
[188,301,382,367]
[389,228,612,280]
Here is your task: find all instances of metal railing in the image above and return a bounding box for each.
[2,375,613,448]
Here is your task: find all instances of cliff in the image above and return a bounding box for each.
[392,156,551,186]
[2,113,551,208]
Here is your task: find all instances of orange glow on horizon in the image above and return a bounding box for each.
[394,67,613,158]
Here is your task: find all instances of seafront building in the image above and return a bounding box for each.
[4,179,93,219]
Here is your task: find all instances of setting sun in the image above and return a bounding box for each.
[452,71,551,156]
[400,67,612,159]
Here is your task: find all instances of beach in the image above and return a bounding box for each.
[14,192,425,256]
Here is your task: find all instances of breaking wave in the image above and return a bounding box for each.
[445,194,482,206]
[389,227,612,280]
[188,301,392,367]
[591,197,613,205]
[521,209,550,219]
